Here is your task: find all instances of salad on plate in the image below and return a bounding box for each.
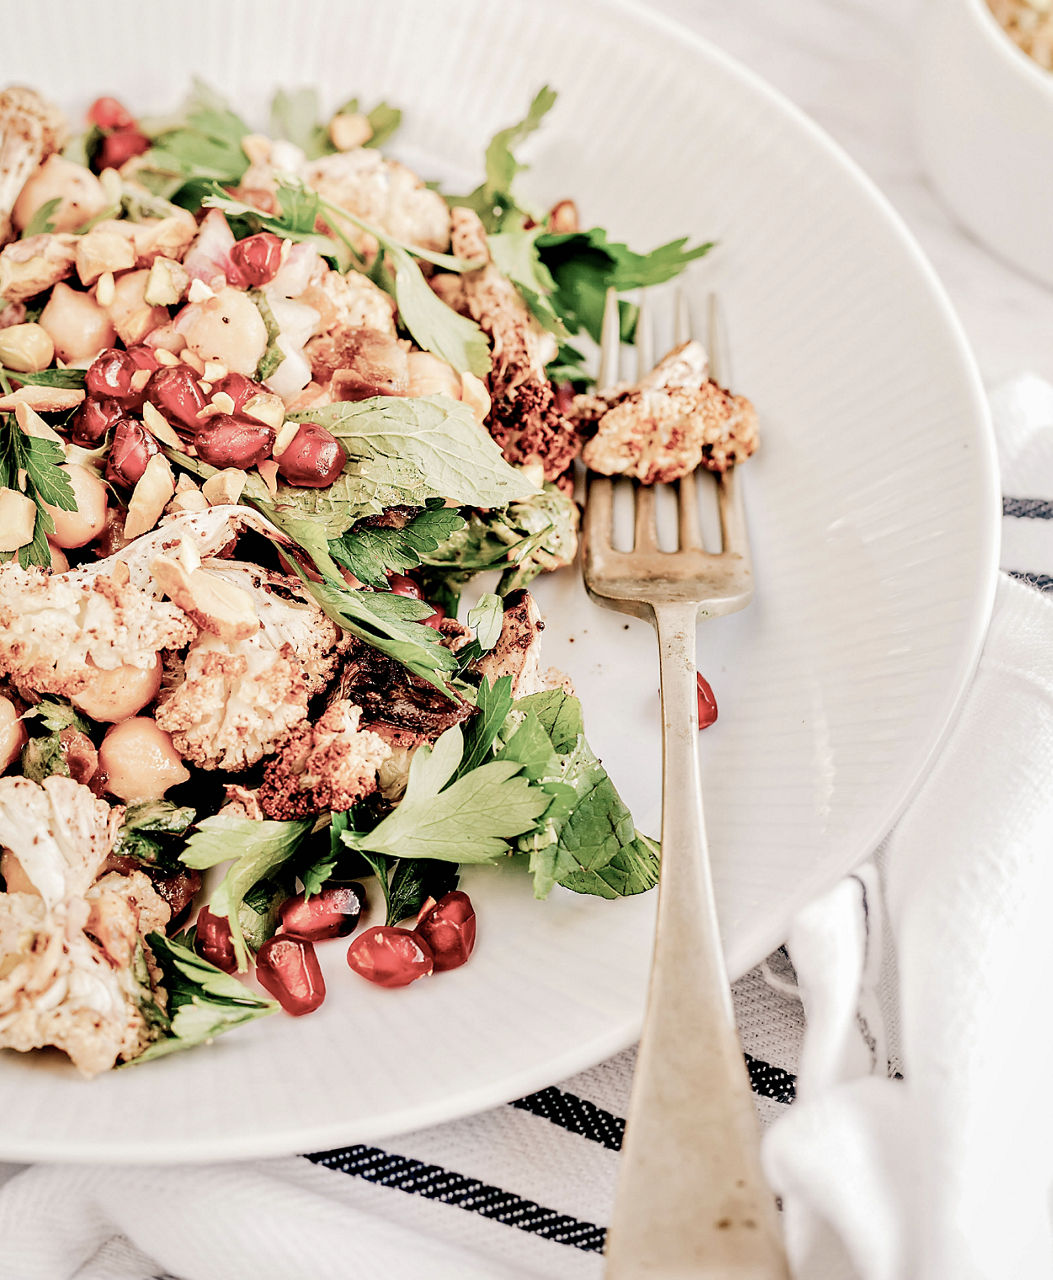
[0,82,757,1075]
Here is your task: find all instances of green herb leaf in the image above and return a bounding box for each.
[343,724,548,863]
[329,502,466,589]
[501,689,660,899]
[238,876,289,952]
[487,229,566,336]
[296,395,538,524]
[362,102,402,149]
[457,675,514,776]
[112,800,196,871]
[142,79,251,190]
[21,698,88,734]
[21,197,61,238]
[269,87,330,159]
[388,244,491,375]
[2,366,86,389]
[456,87,557,231]
[129,934,276,1065]
[537,227,714,343]
[0,415,77,568]
[181,815,313,969]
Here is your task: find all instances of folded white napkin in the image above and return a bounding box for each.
[764,377,1053,1280]
[2,378,1052,1280]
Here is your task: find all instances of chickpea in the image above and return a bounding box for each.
[46,542,69,572]
[41,464,109,549]
[71,655,162,724]
[106,269,169,347]
[39,283,116,364]
[12,155,109,235]
[405,351,462,399]
[98,717,190,801]
[0,697,26,775]
[183,287,268,375]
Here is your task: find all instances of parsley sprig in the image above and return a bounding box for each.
[0,413,77,568]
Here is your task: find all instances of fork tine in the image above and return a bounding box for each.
[597,287,621,391]
[634,484,657,550]
[674,287,692,346]
[717,467,748,554]
[706,292,730,386]
[677,471,703,550]
[635,290,654,380]
[584,473,615,549]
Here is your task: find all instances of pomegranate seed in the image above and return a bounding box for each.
[195,906,238,974]
[279,883,365,941]
[228,232,284,288]
[96,128,150,172]
[146,365,208,432]
[125,344,160,373]
[194,415,274,469]
[210,372,264,416]
[71,397,123,446]
[275,423,347,488]
[256,935,326,1015]
[414,891,476,972]
[105,418,159,487]
[86,348,142,406]
[347,927,434,988]
[696,673,718,729]
[387,573,422,599]
[424,602,446,630]
[88,96,135,132]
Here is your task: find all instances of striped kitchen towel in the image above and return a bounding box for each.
[2,374,1052,1280]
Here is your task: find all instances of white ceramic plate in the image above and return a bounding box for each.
[0,0,998,1161]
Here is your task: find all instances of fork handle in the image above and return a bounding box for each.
[604,602,789,1280]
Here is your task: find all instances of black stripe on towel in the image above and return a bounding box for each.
[305,1144,606,1252]
[1009,570,1053,592]
[511,1087,624,1151]
[744,1054,797,1104]
[1003,497,1053,520]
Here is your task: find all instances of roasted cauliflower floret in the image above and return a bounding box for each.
[302,149,451,255]
[0,231,77,302]
[302,265,397,339]
[154,562,342,771]
[579,340,759,483]
[0,561,196,700]
[0,87,67,244]
[0,776,169,1076]
[258,699,391,819]
[450,207,578,483]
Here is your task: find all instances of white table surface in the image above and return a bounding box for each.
[651,0,1053,387]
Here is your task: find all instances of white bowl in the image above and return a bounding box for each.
[916,0,1053,285]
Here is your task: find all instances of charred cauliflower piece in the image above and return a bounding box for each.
[0,561,196,700]
[258,699,391,819]
[302,149,451,255]
[579,340,759,483]
[0,776,170,1077]
[0,87,67,245]
[450,207,579,483]
[0,231,77,302]
[153,561,342,772]
[474,589,573,700]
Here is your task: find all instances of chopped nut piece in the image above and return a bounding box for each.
[151,554,261,643]
[202,468,247,506]
[141,400,184,450]
[13,401,63,444]
[271,419,299,459]
[143,256,189,307]
[95,270,115,308]
[329,112,373,152]
[0,322,53,373]
[0,488,37,551]
[187,278,214,303]
[547,199,579,233]
[75,228,135,286]
[105,268,168,346]
[124,455,176,539]
[210,392,236,415]
[241,390,285,431]
[0,385,84,412]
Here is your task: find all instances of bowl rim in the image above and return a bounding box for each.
[964,0,1053,100]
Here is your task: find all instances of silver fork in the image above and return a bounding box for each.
[586,289,789,1279]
